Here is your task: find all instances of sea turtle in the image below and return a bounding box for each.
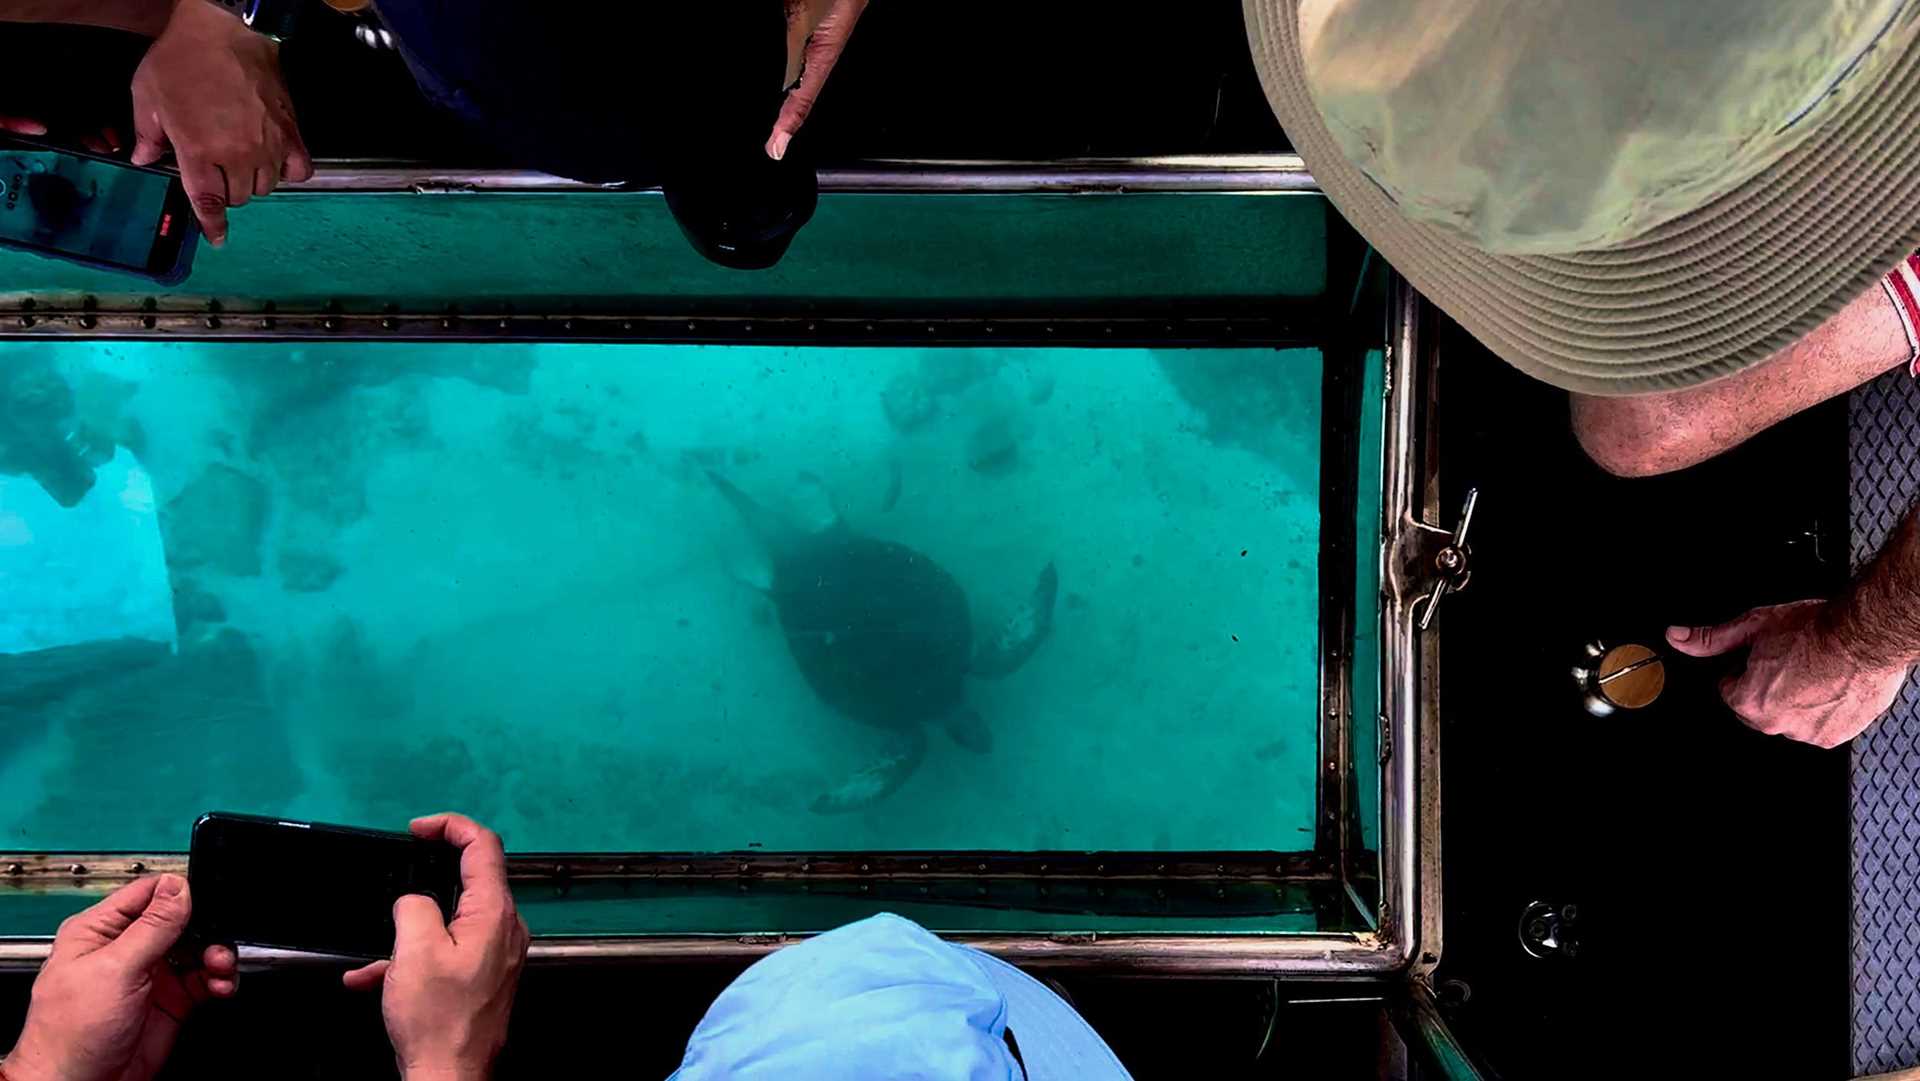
[707,470,1058,813]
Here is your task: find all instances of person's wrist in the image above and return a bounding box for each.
[0,1035,70,1081]
[1823,596,1920,673]
[400,1066,489,1081]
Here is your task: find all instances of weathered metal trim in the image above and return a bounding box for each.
[1393,983,1486,1080]
[282,156,1318,196]
[1375,275,1441,974]
[0,306,1320,348]
[0,848,1391,973]
[0,850,1334,889]
[1315,325,1366,861]
[0,931,1402,976]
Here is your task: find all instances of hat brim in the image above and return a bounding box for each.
[961,950,1133,1080]
[1243,0,1920,396]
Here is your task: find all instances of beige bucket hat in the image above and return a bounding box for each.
[1244,0,1920,395]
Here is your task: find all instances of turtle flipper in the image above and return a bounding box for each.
[969,561,1059,678]
[810,726,928,814]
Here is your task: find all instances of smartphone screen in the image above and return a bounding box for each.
[188,813,464,959]
[0,142,191,277]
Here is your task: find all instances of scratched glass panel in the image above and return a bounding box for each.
[0,341,1322,854]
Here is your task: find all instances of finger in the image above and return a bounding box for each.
[282,126,313,184]
[52,877,161,959]
[102,874,193,971]
[179,962,239,1005]
[202,943,238,978]
[253,167,274,198]
[224,159,254,209]
[411,814,512,926]
[341,959,389,991]
[177,157,231,246]
[81,133,112,155]
[1666,610,1770,658]
[394,893,452,955]
[767,2,866,160]
[0,114,48,136]
[103,126,123,152]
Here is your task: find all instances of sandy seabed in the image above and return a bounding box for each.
[0,341,1322,854]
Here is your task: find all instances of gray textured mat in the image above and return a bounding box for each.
[1850,366,1920,1077]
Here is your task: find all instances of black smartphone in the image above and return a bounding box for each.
[0,135,199,285]
[187,812,463,960]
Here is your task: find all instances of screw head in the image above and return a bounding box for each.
[1526,919,1550,942]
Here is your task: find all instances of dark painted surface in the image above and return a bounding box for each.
[1429,322,1853,1078]
[0,966,1389,1078]
[2,2,1288,166]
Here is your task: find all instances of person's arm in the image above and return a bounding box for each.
[1667,504,1920,748]
[341,813,530,1081]
[0,0,176,39]
[1571,280,1913,477]
[0,0,312,246]
[767,0,869,161]
[1835,505,1920,671]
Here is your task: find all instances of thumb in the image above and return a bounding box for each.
[1666,610,1769,658]
[106,873,192,971]
[341,959,389,991]
[392,894,450,958]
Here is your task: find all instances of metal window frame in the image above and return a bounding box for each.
[275,155,1319,195]
[0,159,1441,977]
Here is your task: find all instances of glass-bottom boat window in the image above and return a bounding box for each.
[1,342,1323,854]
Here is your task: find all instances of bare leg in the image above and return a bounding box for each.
[1571,282,1912,477]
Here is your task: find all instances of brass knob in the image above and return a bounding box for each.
[1574,641,1666,716]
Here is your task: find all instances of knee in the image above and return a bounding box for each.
[1569,394,1689,478]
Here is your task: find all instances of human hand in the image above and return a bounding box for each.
[1,875,239,1081]
[128,0,313,247]
[341,814,529,1081]
[1668,599,1915,748]
[769,0,870,161]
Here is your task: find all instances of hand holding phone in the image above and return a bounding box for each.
[187,813,464,959]
[341,814,531,1081]
[129,0,312,248]
[1,876,238,1081]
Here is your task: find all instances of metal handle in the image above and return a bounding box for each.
[1416,487,1478,632]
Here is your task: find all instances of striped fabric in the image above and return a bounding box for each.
[1883,252,1920,378]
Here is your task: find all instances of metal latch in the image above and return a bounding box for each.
[1409,488,1477,631]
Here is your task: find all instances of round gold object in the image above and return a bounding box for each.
[1595,644,1665,710]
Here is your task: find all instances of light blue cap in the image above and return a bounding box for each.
[671,913,1134,1080]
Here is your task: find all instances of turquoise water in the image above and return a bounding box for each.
[0,341,1323,854]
